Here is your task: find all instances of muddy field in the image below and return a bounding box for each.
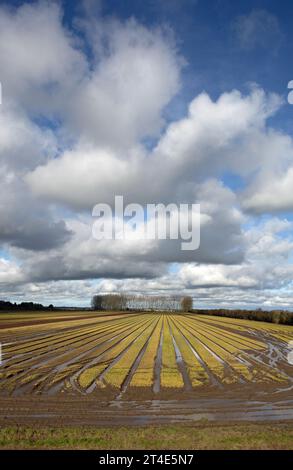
[0,311,292,426]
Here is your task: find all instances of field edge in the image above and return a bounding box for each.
[0,423,292,450]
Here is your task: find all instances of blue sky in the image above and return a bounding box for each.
[1,0,293,308]
[6,0,293,99]
[71,1,293,104]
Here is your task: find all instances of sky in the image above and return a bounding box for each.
[1,0,293,308]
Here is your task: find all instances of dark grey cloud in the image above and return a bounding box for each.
[0,219,71,251]
[0,179,72,251]
[23,255,166,283]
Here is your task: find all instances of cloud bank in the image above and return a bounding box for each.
[0,1,292,308]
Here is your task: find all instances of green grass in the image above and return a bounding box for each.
[0,424,292,449]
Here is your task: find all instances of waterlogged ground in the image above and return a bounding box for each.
[0,311,292,425]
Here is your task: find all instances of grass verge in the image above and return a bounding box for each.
[0,423,292,450]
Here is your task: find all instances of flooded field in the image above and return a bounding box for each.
[0,311,292,425]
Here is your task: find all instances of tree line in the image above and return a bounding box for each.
[91,295,293,324]
[191,308,293,325]
[0,300,54,311]
[92,294,193,312]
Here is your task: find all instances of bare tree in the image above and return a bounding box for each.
[92,293,127,311]
[92,294,103,310]
[181,296,193,312]
[104,294,127,311]
[124,294,181,311]
[92,293,191,312]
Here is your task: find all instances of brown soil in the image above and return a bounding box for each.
[0,382,292,427]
